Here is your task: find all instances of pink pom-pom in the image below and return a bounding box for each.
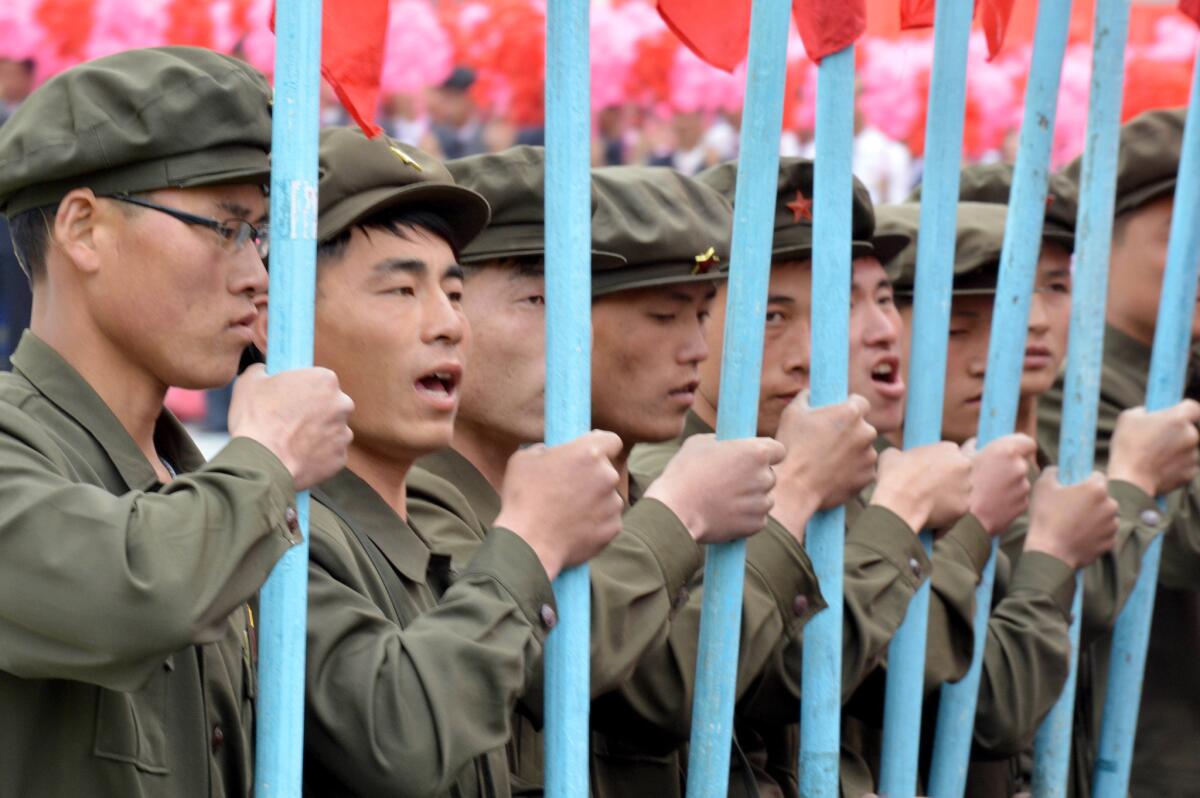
[0,0,41,62]
[381,0,453,95]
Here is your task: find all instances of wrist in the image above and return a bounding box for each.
[496,513,563,580]
[644,484,708,543]
[1106,461,1156,498]
[870,484,928,534]
[770,486,820,545]
[1023,528,1078,570]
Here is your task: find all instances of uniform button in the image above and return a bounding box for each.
[540,604,558,629]
[211,724,225,754]
[675,586,690,608]
[793,595,809,617]
[1140,508,1162,527]
[908,557,923,580]
[284,507,299,532]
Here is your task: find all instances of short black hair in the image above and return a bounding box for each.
[316,208,461,267]
[8,205,52,283]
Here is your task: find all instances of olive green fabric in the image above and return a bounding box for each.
[317,126,490,248]
[696,157,910,264]
[0,332,298,797]
[880,201,1010,296]
[412,442,830,798]
[446,146,626,268]
[833,440,1077,798]
[1060,107,1185,220]
[303,466,556,797]
[589,165,733,297]
[0,46,273,217]
[907,162,1078,251]
[631,412,932,798]
[1038,324,1200,798]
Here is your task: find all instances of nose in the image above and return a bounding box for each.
[1027,292,1050,337]
[680,317,710,367]
[422,289,466,346]
[228,247,269,301]
[864,302,899,346]
[783,317,811,376]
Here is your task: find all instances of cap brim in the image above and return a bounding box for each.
[770,238,897,264]
[318,182,491,250]
[461,245,626,270]
[592,269,727,298]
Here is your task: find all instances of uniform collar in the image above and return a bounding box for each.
[317,467,431,582]
[682,409,715,438]
[416,447,503,528]
[9,331,203,490]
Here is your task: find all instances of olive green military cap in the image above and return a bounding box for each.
[1061,107,1184,219]
[696,157,910,265]
[908,162,1077,251]
[0,46,273,217]
[446,146,625,268]
[589,165,732,297]
[317,126,490,249]
[881,201,1009,296]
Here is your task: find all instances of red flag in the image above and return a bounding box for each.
[978,0,1017,60]
[1182,0,1200,26]
[899,0,936,30]
[656,0,751,73]
[792,0,867,63]
[271,1,389,139]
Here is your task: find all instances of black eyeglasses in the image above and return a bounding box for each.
[103,194,270,260]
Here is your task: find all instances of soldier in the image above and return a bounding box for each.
[875,199,1129,796]
[1036,108,1200,798]
[630,158,980,798]
[409,150,845,797]
[0,47,353,797]
[245,128,633,796]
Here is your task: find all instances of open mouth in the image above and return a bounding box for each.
[414,366,461,406]
[871,359,899,385]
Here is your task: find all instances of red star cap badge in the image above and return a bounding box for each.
[786,190,813,223]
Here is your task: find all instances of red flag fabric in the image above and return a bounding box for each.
[656,0,751,73]
[978,0,1017,59]
[899,0,936,30]
[271,1,389,139]
[792,0,867,62]
[1182,0,1200,26]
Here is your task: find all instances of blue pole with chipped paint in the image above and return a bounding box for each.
[684,1,791,795]
[1092,45,1200,798]
[926,1,1074,795]
[1031,1,1131,795]
[543,0,593,795]
[255,0,321,795]
[798,42,856,798]
[877,0,973,793]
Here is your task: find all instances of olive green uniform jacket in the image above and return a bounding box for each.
[411,436,848,798]
[1038,324,1200,798]
[629,413,934,798]
[303,467,558,797]
[0,333,298,798]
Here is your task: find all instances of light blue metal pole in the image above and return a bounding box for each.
[1030,2,1131,795]
[255,0,322,795]
[877,2,973,794]
[926,1,1073,795]
[1092,49,1200,798]
[543,1,592,795]
[798,43,856,798]
[684,2,791,795]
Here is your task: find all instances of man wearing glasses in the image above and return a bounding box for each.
[0,46,353,797]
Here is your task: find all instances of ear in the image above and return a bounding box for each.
[251,296,269,353]
[52,189,106,276]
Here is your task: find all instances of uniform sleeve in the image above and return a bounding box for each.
[592,514,825,740]
[304,511,555,798]
[734,505,931,729]
[1158,475,1200,588]
[1000,481,1159,644]
[0,414,296,691]
[925,514,992,689]
[972,550,1075,755]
